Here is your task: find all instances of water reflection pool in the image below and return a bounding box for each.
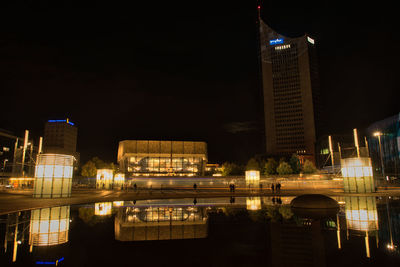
[1,196,400,266]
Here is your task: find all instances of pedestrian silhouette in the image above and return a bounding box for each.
[271,184,275,193]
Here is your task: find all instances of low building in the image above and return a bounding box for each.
[117,140,207,177]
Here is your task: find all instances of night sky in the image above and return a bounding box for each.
[0,1,399,164]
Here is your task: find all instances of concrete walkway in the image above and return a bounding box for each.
[1,187,400,215]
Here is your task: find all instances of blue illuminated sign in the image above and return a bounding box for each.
[48,120,74,126]
[36,257,64,265]
[269,38,284,45]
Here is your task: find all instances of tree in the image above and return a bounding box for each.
[264,158,278,175]
[289,154,301,174]
[221,162,244,176]
[221,162,233,176]
[81,160,97,177]
[246,158,260,170]
[276,161,293,175]
[91,157,106,169]
[302,160,317,174]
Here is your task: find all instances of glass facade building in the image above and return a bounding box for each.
[118,140,207,177]
[367,113,400,178]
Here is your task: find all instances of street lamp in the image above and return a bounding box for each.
[373,132,385,179]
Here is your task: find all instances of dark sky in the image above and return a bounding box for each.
[0,1,399,164]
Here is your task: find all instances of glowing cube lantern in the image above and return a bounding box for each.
[341,157,375,193]
[33,154,74,198]
[246,197,261,210]
[95,202,112,216]
[245,170,260,186]
[113,173,125,188]
[96,169,114,189]
[29,206,70,246]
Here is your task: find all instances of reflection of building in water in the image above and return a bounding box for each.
[344,196,378,258]
[117,140,207,177]
[29,206,70,246]
[115,206,208,241]
[246,197,261,210]
[270,219,326,267]
[95,202,112,216]
[345,197,378,231]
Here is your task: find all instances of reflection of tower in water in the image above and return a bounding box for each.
[270,218,327,267]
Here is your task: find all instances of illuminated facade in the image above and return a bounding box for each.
[118,140,207,176]
[33,154,74,198]
[341,157,375,193]
[259,18,321,162]
[113,173,125,188]
[29,206,70,246]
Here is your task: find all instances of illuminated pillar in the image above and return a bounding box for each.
[246,197,261,211]
[341,157,375,193]
[21,130,29,176]
[29,206,70,246]
[96,169,113,189]
[33,154,74,198]
[38,137,43,154]
[95,202,112,216]
[245,170,260,187]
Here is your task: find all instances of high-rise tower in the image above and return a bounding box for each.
[258,11,321,162]
[43,118,78,156]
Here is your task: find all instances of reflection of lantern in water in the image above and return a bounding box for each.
[113,173,125,188]
[345,196,378,258]
[245,170,260,186]
[95,202,112,216]
[341,157,374,193]
[29,206,70,246]
[33,154,74,198]
[246,197,261,210]
[96,169,113,189]
[345,197,378,232]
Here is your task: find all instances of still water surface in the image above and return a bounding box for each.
[1,196,400,266]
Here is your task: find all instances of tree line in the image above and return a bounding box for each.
[220,154,317,176]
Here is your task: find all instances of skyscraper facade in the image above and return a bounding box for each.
[259,18,321,162]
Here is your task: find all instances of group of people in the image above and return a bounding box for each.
[271,183,281,193]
